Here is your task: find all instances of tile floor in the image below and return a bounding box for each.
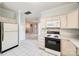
[0,39,54,56]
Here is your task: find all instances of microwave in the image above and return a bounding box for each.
[46,20,60,28]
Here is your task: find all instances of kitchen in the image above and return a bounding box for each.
[0,2,79,56]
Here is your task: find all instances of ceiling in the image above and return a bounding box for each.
[2,2,71,20]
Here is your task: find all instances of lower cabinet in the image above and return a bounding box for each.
[39,40,45,49]
[61,39,76,56]
[76,48,79,56]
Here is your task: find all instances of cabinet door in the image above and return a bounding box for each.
[38,23,45,49]
[61,39,76,56]
[40,18,47,28]
[76,48,79,56]
[67,9,79,28]
[60,15,67,28]
[52,16,59,20]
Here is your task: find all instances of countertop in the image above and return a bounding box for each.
[70,38,79,48]
[61,35,79,48]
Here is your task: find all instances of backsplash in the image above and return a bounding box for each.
[60,29,79,38]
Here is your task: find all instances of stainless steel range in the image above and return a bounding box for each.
[45,31,60,52]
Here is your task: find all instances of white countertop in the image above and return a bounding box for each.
[61,35,79,48]
[69,38,79,48]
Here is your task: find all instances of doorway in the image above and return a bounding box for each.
[25,20,38,40]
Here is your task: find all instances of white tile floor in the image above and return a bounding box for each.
[0,39,54,56]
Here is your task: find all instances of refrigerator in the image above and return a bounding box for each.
[0,22,19,53]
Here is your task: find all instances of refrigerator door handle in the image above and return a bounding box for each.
[1,23,4,42]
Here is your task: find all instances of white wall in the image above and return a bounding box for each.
[41,3,79,17]
[18,11,25,42]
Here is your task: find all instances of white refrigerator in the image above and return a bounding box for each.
[0,22,19,53]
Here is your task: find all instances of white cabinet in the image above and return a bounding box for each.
[0,7,16,19]
[0,7,17,23]
[60,9,79,56]
[61,39,76,56]
[77,49,79,56]
[67,9,79,28]
[38,22,46,49]
[60,9,79,29]
[40,18,46,28]
[60,15,67,28]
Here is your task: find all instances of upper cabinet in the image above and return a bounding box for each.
[0,7,17,19]
[67,9,79,28]
[40,17,47,28]
[0,7,17,23]
[60,15,67,28]
[60,9,79,29]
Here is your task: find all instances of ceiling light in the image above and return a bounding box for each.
[25,11,32,15]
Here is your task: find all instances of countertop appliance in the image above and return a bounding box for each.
[0,22,18,53]
[45,31,60,52]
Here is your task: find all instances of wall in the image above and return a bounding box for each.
[41,3,79,17]
[18,11,25,42]
[61,29,79,38]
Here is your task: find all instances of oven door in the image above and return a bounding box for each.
[45,37,60,51]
